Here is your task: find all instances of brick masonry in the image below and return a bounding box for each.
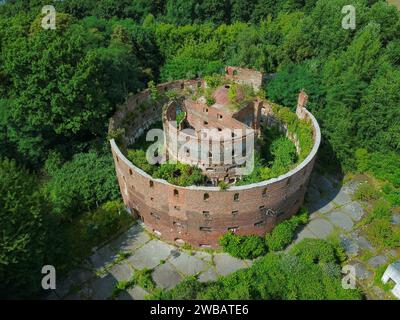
[109,68,321,248]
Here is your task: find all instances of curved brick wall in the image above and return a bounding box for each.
[163,100,254,182]
[109,79,321,248]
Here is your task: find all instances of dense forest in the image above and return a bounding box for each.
[0,0,399,299]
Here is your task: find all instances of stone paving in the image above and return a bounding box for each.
[300,174,399,299]
[49,221,253,300]
[49,173,399,300]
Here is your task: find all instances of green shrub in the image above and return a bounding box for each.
[219,233,267,259]
[111,267,156,299]
[354,182,379,201]
[132,268,156,291]
[382,183,400,206]
[204,74,223,88]
[154,162,205,186]
[265,220,296,251]
[354,149,400,187]
[81,200,132,244]
[148,239,362,300]
[148,80,158,101]
[370,199,392,221]
[265,208,309,251]
[289,238,338,264]
[365,219,400,249]
[218,181,228,190]
[176,110,186,126]
[0,158,54,298]
[270,103,313,161]
[206,96,216,106]
[127,149,157,175]
[236,126,298,186]
[149,276,207,300]
[45,151,120,216]
[127,149,205,187]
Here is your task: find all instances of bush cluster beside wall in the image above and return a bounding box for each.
[219,207,309,259]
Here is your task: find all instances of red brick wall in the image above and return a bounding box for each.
[109,73,321,248]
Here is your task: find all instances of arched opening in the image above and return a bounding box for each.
[204,193,209,201]
[173,189,179,197]
[234,193,239,201]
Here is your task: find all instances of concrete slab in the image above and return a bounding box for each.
[110,224,150,252]
[109,262,134,282]
[152,262,183,289]
[294,228,317,243]
[342,202,364,221]
[351,262,373,280]
[318,201,336,214]
[198,267,218,283]
[356,236,375,252]
[307,219,334,239]
[342,180,361,195]
[169,252,209,276]
[331,190,352,206]
[326,210,354,231]
[214,253,247,276]
[340,235,359,256]
[367,255,388,269]
[392,214,400,225]
[90,245,117,270]
[193,251,213,263]
[90,274,118,300]
[115,291,133,300]
[126,286,149,300]
[127,239,174,269]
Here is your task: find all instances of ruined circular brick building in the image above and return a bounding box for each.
[109,67,321,248]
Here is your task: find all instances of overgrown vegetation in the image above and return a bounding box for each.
[150,238,362,300]
[111,268,156,299]
[355,181,400,251]
[236,125,299,185]
[127,149,205,187]
[1,0,399,298]
[265,209,309,251]
[219,208,309,259]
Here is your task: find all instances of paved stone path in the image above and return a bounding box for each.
[47,222,252,300]
[48,173,399,300]
[299,174,399,300]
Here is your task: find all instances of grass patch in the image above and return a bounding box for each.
[148,239,362,300]
[110,268,156,299]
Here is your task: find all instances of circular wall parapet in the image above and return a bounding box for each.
[109,67,321,248]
